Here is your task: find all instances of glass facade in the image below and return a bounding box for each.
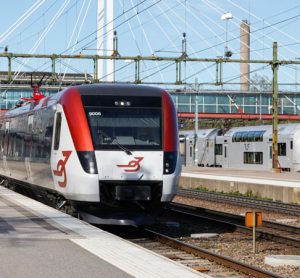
[171,92,300,115]
[0,89,57,110]
[1,89,300,116]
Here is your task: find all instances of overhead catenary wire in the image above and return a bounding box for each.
[178,0,247,88]
[62,0,149,55]
[119,60,171,82]
[190,0,300,56]
[22,0,164,84]
[159,1,216,82]
[141,61,174,81]
[57,0,163,82]
[61,0,92,82]
[118,0,154,82]
[23,0,160,74]
[202,0,298,85]
[203,0,300,59]
[187,2,300,46]
[183,63,216,82]
[227,0,300,44]
[2,1,300,91]
[146,2,195,79]
[129,0,164,83]
[222,65,270,84]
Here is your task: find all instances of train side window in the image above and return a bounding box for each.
[278,143,286,156]
[189,146,193,158]
[259,131,264,141]
[215,144,223,155]
[248,131,255,142]
[54,113,62,150]
[290,141,293,150]
[244,152,263,164]
[242,132,248,142]
[236,132,242,142]
[224,146,227,158]
[269,146,272,159]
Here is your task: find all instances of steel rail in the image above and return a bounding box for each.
[170,202,300,248]
[144,228,281,278]
[178,188,300,216]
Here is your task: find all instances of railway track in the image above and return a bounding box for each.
[170,202,300,248]
[178,188,300,216]
[126,228,281,278]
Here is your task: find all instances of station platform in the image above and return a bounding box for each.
[180,166,300,204]
[0,186,207,278]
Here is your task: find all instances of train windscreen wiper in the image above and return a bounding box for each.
[115,139,132,155]
[98,130,132,155]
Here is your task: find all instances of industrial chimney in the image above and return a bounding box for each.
[240,20,250,91]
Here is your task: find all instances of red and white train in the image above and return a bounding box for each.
[0,84,181,224]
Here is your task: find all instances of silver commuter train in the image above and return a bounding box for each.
[180,123,300,172]
[0,84,181,224]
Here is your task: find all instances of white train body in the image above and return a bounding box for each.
[180,123,300,172]
[0,84,181,219]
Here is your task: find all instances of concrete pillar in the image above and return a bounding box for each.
[240,20,250,91]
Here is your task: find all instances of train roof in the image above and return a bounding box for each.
[1,84,165,119]
[179,128,220,139]
[224,123,300,137]
[74,84,163,96]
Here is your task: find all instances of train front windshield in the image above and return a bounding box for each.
[85,106,162,150]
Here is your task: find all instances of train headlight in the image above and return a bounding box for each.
[163,151,177,175]
[77,151,98,174]
[114,100,131,106]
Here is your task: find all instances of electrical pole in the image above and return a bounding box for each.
[272,42,279,172]
[194,78,199,166]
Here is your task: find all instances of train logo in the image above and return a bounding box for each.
[53,151,72,187]
[117,157,144,172]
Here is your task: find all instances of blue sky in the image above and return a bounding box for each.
[0,0,300,89]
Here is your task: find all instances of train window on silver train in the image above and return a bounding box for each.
[233,130,265,143]
[278,143,286,156]
[53,113,62,150]
[179,135,185,143]
[215,144,223,155]
[291,141,293,150]
[189,146,193,158]
[243,152,263,164]
[269,146,272,159]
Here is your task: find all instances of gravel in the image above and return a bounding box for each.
[172,195,300,278]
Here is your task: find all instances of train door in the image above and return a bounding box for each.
[215,137,223,167]
[268,142,272,169]
[186,137,194,166]
[179,135,186,166]
[223,143,229,168]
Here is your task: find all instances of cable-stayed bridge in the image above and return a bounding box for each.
[1,1,300,120]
